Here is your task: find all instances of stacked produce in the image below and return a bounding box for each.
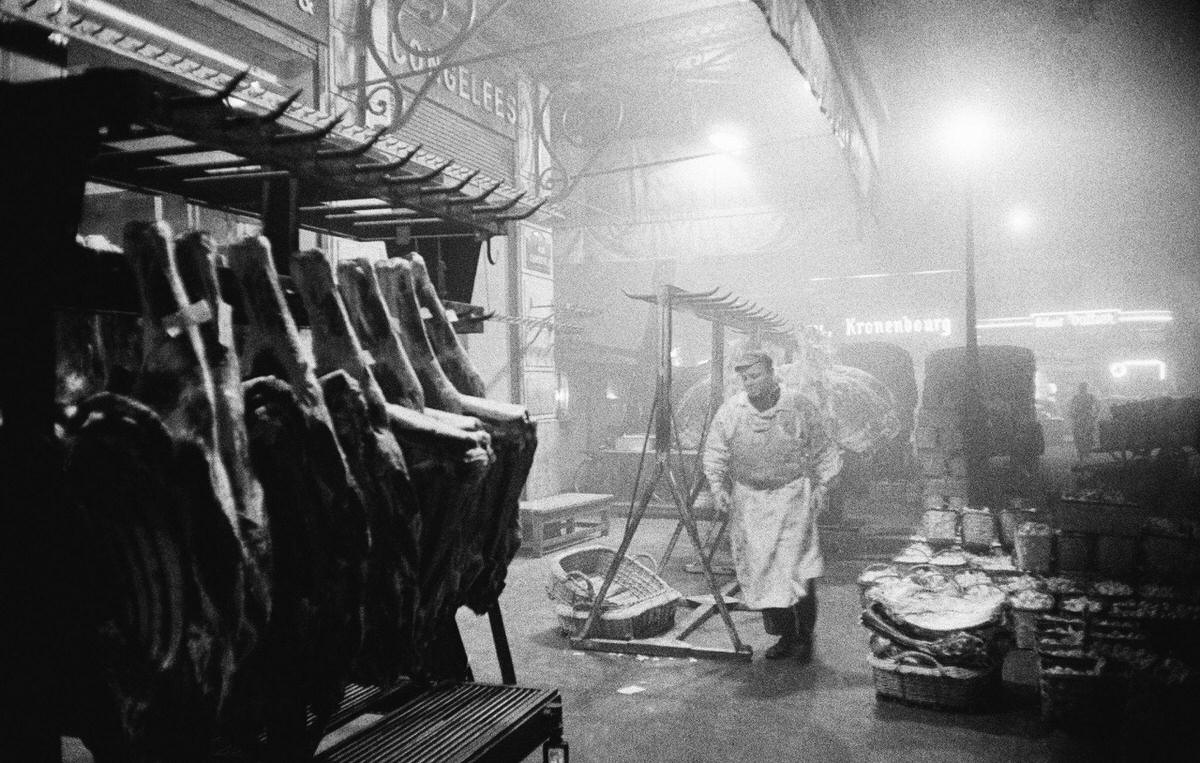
[995,502,1200,730]
[859,562,1007,710]
[54,225,536,761]
[859,503,1020,710]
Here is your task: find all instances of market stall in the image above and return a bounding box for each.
[857,496,1200,741]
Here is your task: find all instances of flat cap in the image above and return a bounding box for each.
[733,348,773,371]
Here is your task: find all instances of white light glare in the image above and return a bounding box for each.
[708,129,746,154]
[943,111,992,163]
[1010,205,1034,234]
[1109,360,1166,381]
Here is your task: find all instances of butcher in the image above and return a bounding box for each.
[703,349,841,662]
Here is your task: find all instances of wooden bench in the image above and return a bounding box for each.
[519,492,613,558]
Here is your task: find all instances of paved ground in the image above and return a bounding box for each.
[458,515,1120,763]
[63,441,1193,761]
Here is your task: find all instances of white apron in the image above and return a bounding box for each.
[730,476,822,609]
[702,387,837,610]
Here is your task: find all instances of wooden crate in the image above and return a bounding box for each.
[519,493,614,558]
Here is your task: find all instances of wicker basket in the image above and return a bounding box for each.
[961,508,997,550]
[1038,655,1125,726]
[1015,523,1053,573]
[1010,608,1046,649]
[998,509,1036,550]
[547,545,682,640]
[922,508,960,546]
[871,651,999,710]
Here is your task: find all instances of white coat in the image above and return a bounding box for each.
[702,385,841,609]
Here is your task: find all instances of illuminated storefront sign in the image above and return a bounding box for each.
[1110,359,1167,381]
[844,316,952,338]
[979,309,1173,331]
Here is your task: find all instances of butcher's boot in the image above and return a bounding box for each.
[791,583,818,664]
[762,608,801,660]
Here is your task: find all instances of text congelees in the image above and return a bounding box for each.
[393,39,518,126]
[844,316,952,338]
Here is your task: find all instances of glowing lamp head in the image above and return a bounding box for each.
[708,128,746,154]
[942,111,992,164]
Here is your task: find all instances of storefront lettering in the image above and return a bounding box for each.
[1033,310,1117,329]
[393,39,517,125]
[844,316,952,338]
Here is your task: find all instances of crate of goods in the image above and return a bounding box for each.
[998,508,1037,550]
[1015,522,1054,574]
[960,507,998,550]
[547,545,681,640]
[1008,589,1055,649]
[1038,655,1125,727]
[1089,579,1135,606]
[871,651,999,710]
[922,507,959,546]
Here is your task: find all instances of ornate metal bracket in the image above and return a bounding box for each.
[533,80,626,205]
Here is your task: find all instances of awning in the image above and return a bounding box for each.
[750,0,885,207]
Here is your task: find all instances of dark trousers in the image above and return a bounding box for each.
[761,579,817,640]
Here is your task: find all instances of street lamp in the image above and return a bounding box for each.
[943,111,992,506]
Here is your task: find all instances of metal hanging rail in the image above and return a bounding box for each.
[78,68,542,252]
[623,285,795,339]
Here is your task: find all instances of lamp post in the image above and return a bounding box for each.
[944,113,990,506]
[962,179,986,506]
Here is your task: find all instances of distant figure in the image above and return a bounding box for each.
[1069,382,1098,460]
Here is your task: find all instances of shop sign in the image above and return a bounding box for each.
[226,0,329,41]
[844,315,952,338]
[394,40,518,127]
[1033,310,1117,329]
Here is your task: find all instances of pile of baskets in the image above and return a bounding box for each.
[860,565,1007,711]
[546,545,681,640]
[870,650,1000,711]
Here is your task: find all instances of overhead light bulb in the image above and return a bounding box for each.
[1010,205,1034,234]
[942,110,992,163]
[708,129,746,154]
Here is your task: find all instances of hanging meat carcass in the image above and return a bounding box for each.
[391,253,537,612]
[290,249,492,678]
[230,238,425,686]
[222,236,372,758]
[60,393,189,762]
[59,221,272,760]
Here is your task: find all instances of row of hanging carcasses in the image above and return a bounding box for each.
[52,221,535,761]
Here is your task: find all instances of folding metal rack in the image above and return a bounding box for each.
[568,285,794,662]
[0,64,560,762]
